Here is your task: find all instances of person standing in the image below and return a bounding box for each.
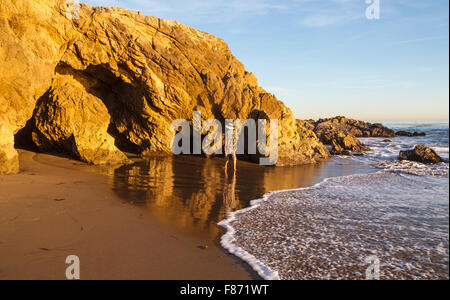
[224,121,239,175]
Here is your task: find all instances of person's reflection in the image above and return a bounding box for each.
[222,172,237,216]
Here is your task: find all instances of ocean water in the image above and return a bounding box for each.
[219,121,449,280]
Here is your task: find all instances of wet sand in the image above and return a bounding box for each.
[0,150,369,279]
[110,155,371,243]
[0,150,258,279]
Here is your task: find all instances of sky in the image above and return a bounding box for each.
[80,0,449,121]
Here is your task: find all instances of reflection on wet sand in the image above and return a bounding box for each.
[111,155,369,241]
[222,173,237,218]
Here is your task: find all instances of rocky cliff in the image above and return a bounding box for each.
[0,0,330,173]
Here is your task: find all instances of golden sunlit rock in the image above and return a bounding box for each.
[0,0,329,173]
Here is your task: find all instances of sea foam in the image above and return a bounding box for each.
[219,123,449,280]
[219,171,449,280]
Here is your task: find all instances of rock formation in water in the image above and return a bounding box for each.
[293,124,331,164]
[312,116,396,138]
[296,119,315,132]
[396,131,426,137]
[297,116,382,156]
[0,0,330,173]
[399,145,443,164]
[320,130,371,155]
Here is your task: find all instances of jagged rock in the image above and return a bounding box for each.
[313,116,395,138]
[0,121,19,174]
[399,145,443,164]
[296,119,315,131]
[0,0,74,173]
[0,0,330,171]
[292,125,331,164]
[396,131,426,137]
[319,130,371,155]
[299,116,391,156]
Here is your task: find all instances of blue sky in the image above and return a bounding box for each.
[81,0,449,121]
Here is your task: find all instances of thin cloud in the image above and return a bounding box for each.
[393,36,448,45]
[294,0,366,27]
[299,13,362,27]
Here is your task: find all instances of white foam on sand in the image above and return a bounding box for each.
[219,123,449,280]
[218,178,334,280]
[219,169,449,280]
[218,197,281,280]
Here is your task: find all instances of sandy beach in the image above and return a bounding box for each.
[0,150,259,280]
[0,0,448,283]
[1,148,366,280]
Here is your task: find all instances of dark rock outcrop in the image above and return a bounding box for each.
[399,145,443,164]
[296,119,315,131]
[0,0,330,173]
[312,116,395,138]
[319,130,371,155]
[293,124,331,164]
[396,131,426,137]
[297,116,379,156]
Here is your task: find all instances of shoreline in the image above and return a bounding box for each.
[1,130,447,279]
[218,133,449,279]
[218,177,339,280]
[96,152,365,245]
[1,148,363,280]
[220,170,449,280]
[0,150,259,280]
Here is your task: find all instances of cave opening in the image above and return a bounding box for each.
[56,63,148,155]
[14,117,38,152]
[14,62,163,158]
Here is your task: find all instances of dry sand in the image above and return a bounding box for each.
[0,150,257,280]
